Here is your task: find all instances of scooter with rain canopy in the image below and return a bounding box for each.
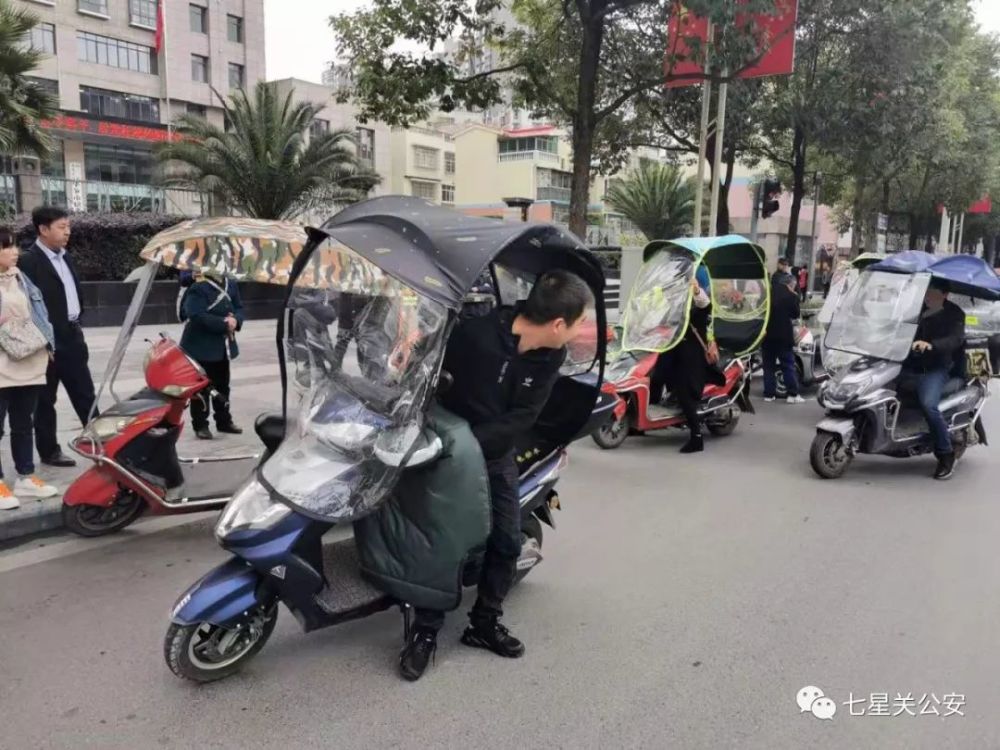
[592,235,768,449]
[60,219,309,536]
[163,197,616,682]
[812,251,1000,478]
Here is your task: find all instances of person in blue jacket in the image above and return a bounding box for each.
[179,271,244,439]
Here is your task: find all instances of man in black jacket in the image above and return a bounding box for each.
[18,207,96,467]
[762,273,804,404]
[398,269,592,681]
[898,280,966,480]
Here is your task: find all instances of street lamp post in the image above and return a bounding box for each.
[808,171,823,294]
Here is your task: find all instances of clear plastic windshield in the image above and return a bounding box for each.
[953,295,1000,338]
[711,277,769,354]
[260,240,448,521]
[824,271,928,362]
[621,250,694,352]
[817,265,857,328]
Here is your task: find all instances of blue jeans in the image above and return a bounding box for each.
[762,344,799,397]
[915,369,952,454]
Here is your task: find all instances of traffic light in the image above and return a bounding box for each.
[761,178,781,219]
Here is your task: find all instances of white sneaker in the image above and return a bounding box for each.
[14,475,59,499]
[763,396,776,403]
[0,481,20,510]
[787,395,806,404]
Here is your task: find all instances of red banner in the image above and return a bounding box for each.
[665,0,798,88]
[41,114,179,143]
[968,195,992,214]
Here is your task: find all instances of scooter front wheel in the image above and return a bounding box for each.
[810,432,853,479]
[164,606,277,683]
[592,411,630,450]
[61,490,144,537]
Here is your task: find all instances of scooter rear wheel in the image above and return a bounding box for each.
[810,432,853,479]
[165,606,278,683]
[61,490,144,537]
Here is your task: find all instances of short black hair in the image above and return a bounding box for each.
[0,227,13,249]
[522,269,593,325]
[777,257,790,266]
[32,205,68,232]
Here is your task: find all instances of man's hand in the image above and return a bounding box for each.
[225,315,237,333]
[912,340,932,353]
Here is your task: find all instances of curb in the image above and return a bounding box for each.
[0,498,63,543]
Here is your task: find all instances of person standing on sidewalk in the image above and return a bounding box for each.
[0,229,59,509]
[179,271,244,440]
[18,207,96,469]
[762,273,805,404]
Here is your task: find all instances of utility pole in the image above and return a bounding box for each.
[692,23,714,238]
[708,73,729,238]
[749,182,761,243]
[808,172,823,295]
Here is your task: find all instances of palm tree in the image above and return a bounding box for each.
[157,82,379,219]
[606,162,697,241]
[0,0,57,156]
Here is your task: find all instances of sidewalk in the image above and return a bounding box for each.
[0,319,282,542]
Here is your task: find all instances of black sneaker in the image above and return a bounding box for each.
[934,452,956,480]
[216,424,243,435]
[399,629,437,681]
[195,427,214,440]
[460,619,525,658]
[679,434,704,454]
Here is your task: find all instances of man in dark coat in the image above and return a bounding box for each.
[180,272,244,439]
[762,273,804,404]
[18,206,96,467]
[897,280,966,480]
[398,269,592,682]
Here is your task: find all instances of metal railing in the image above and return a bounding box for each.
[499,150,559,164]
[393,125,454,142]
[536,186,571,202]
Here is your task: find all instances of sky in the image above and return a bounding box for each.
[265,0,1000,84]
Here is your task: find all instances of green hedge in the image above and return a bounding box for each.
[12,212,185,281]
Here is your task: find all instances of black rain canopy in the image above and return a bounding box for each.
[320,195,593,309]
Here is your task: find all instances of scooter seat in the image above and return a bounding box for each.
[254,413,285,453]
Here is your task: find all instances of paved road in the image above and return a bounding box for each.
[2,361,999,747]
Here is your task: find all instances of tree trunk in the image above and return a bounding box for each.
[568,6,605,239]
[785,125,806,264]
[717,143,735,236]
[908,212,919,252]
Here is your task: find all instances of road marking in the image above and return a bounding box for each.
[0,512,216,574]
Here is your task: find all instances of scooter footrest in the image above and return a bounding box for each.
[315,538,388,616]
[646,404,681,420]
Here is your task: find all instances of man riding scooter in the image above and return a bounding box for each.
[399,269,593,681]
[897,279,966,480]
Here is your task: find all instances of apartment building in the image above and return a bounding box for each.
[8,0,265,215]
[389,125,457,206]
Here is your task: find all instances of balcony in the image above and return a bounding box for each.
[536,186,571,203]
[499,150,559,164]
[37,177,208,216]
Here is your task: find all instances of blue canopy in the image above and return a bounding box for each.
[642,235,767,279]
[869,251,1000,300]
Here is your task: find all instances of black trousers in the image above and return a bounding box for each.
[190,358,234,430]
[415,452,521,632]
[0,386,41,477]
[35,325,96,459]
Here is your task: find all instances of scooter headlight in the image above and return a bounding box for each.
[215,478,291,540]
[86,415,136,439]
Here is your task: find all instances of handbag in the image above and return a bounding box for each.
[691,326,720,366]
[0,285,49,361]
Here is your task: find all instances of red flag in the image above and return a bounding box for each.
[664,3,711,88]
[969,195,992,214]
[154,0,165,54]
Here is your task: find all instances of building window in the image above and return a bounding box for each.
[41,139,66,179]
[129,0,158,28]
[227,15,244,43]
[80,86,160,123]
[356,127,375,167]
[189,4,208,34]
[411,180,437,201]
[78,0,109,15]
[26,77,59,98]
[77,32,157,74]
[444,151,455,175]
[186,103,207,118]
[309,119,330,140]
[499,136,558,154]
[26,23,56,55]
[191,55,209,83]
[228,63,245,90]
[441,185,455,204]
[413,146,439,170]
[84,143,154,185]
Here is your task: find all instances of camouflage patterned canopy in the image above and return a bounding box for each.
[138,217,386,292]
